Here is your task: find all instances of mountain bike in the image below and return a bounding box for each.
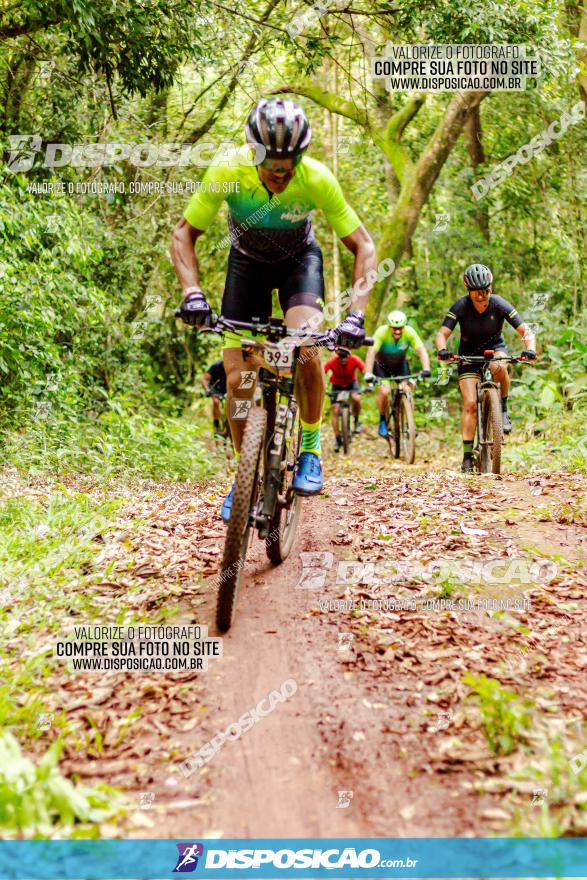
[446,351,536,475]
[327,387,364,455]
[196,315,372,631]
[367,373,423,464]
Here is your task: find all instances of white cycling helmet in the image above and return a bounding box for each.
[387,310,407,328]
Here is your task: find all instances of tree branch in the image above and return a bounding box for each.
[186,0,281,143]
[0,17,62,40]
[270,82,369,126]
[378,93,425,181]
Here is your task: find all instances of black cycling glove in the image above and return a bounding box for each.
[336,311,366,347]
[179,290,214,327]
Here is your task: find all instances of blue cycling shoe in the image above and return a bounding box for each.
[378,418,389,438]
[221,483,236,523]
[293,452,323,496]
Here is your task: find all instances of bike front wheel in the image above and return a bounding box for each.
[217,406,266,632]
[399,394,416,464]
[341,405,351,455]
[479,387,502,474]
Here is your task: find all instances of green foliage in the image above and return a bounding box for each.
[464,673,534,755]
[0,732,126,837]
[0,0,202,97]
[0,489,121,595]
[1,402,215,481]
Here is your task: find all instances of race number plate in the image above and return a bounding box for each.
[263,342,294,374]
[336,390,350,402]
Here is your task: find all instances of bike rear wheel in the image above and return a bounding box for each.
[399,394,416,464]
[217,407,266,632]
[341,406,351,455]
[479,387,502,474]
[266,416,302,564]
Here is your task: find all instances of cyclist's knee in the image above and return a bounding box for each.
[298,346,320,368]
[226,366,253,393]
[463,400,476,416]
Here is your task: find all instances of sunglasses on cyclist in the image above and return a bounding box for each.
[260,154,303,173]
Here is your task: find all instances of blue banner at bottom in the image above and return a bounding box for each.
[0,838,585,879]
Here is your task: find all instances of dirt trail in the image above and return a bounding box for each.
[8,432,587,839]
[127,435,586,839]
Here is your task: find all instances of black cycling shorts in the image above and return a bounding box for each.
[221,242,324,323]
[331,380,360,393]
[374,358,410,379]
[457,346,507,379]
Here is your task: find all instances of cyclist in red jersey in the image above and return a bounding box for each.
[324,346,365,450]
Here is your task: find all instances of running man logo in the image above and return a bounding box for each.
[173,843,205,873]
[238,370,256,390]
[337,790,354,809]
[433,212,450,232]
[231,399,252,420]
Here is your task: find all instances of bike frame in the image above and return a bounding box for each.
[256,364,298,538]
[202,315,373,539]
[369,373,421,429]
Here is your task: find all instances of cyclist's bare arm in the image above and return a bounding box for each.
[202,372,211,392]
[435,326,452,351]
[171,218,204,293]
[517,322,536,351]
[340,225,377,314]
[364,344,376,374]
[415,342,430,371]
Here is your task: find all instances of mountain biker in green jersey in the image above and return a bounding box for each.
[171,98,377,521]
[434,263,537,473]
[364,310,431,438]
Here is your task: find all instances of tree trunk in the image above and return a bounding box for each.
[464,104,490,242]
[368,92,489,324]
[568,1,587,111]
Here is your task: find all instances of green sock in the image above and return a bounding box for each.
[463,440,474,456]
[300,419,322,456]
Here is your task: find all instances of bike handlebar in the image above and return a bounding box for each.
[177,312,373,349]
[439,351,538,364]
[327,387,368,400]
[366,372,427,385]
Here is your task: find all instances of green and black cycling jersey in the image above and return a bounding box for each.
[372,324,424,371]
[442,294,523,355]
[183,157,360,263]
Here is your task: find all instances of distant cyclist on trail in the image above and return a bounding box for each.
[364,310,431,438]
[201,359,227,436]
[324,346,365,451]
[171,98,376,521]
[434,263,537,473]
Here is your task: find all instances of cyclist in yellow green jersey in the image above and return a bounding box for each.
[170,98,376,521]
[364,310,431,438]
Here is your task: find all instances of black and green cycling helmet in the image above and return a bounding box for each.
[245,98,312,160]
